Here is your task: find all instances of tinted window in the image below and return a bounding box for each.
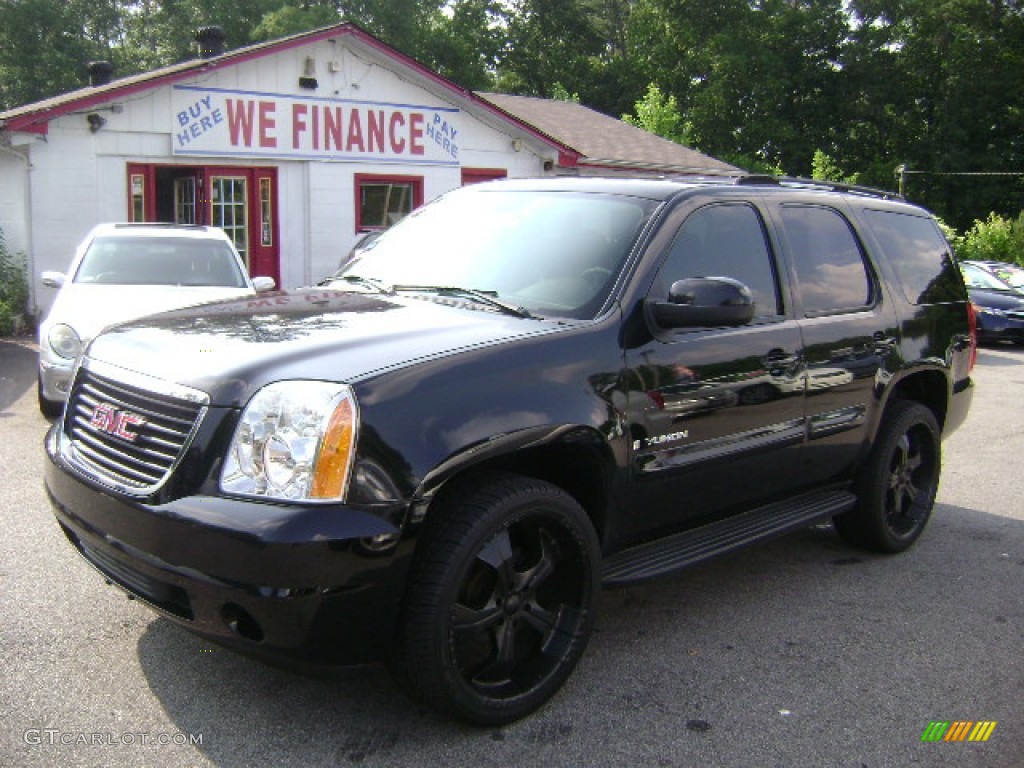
[862,210,966,304]
[781,206,872,314]
[653,203,781,317]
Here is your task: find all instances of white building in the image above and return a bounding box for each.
[0,23,736,319]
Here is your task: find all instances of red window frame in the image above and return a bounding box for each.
[461,167,507,186]
[354,174,424,232]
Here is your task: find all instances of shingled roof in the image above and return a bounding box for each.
[479,92,740,175]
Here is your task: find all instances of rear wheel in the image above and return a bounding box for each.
[835,401,941,553]
[392,473,600,725]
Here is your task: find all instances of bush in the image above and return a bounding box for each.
[0,228,29,336]
[953,212,1024,267]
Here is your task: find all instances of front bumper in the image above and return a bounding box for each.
[39,356,74,403]
[975,310,1024,343]
[45,427,413,664]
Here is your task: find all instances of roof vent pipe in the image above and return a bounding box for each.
[88,61,114,87]
[196,26,226,59]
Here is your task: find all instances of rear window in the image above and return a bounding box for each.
[861,210,965,305]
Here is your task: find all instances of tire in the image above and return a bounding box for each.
[38,378,63,420]
[392,473,600,726]
[834,401,941,553]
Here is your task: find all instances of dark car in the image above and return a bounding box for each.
[45,176,975,725]
[959,261,1024,345]
[963,259,1024,294]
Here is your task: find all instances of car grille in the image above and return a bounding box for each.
[63,361,208,493]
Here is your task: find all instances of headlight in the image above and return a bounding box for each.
[48,324,82,359]
[220,381,359,502]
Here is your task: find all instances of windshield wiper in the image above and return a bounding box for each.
[391,285,534,319]
[320,274,393,293]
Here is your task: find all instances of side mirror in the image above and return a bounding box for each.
[252,276,276,293]
[650,276,755,329]
[40,271,66,289]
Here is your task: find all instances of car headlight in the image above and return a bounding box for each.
[48,324,83,360]
[220,381,359,502]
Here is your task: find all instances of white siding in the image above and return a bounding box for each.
[6,37,553,320]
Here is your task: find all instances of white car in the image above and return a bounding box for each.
[37,223,275,417]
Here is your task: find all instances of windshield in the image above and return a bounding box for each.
[990,263,1024,289]
[334,187,659,319]
[960,263,1013,291]
[74,236,248,288]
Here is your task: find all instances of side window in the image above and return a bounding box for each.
[861,209,965,305]
[653,203,781,318]
[781,205,873,315]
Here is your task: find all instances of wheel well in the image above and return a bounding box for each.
[886,369,948,428]
[426,441,611,544]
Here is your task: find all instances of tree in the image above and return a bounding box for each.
[622,83,691,145]
[0,0,113,108]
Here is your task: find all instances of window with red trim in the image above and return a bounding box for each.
[355,174,423,231]
[461,167,507,186]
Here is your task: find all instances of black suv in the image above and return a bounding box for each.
[45,176,975,725]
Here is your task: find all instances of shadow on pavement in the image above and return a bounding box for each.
[128,501,1023,768]
[0,339,37,415]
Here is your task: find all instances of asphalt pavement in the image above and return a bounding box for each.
[1,337,1021,767]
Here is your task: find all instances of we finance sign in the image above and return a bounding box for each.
[171,86,461,165]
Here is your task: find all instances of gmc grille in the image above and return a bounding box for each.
[63,360,208,493]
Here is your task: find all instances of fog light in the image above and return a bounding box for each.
[221,603,263,642]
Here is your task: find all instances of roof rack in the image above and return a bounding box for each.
[734,174,902,201]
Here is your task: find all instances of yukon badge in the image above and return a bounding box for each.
[88,402,147,443]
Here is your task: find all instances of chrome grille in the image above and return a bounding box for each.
[63,360,208,493]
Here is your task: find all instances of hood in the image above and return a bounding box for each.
[43,283,255,342]
[85,289,557,407]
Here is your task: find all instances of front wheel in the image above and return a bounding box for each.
[834,401,941,553]
[392,473,600,725]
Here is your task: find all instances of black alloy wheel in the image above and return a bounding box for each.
[835,400,941,553]
[393,473,600,725]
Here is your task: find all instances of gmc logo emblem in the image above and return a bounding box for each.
[89,403,146,443]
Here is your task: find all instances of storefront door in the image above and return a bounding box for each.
[127,163,279,284]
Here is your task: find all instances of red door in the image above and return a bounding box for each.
[126,164,280,285]
[204,166,280,285]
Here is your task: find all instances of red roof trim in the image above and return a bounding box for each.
[1,23,581,161]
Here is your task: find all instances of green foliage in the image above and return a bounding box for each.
[0,228,29,336]
[252,5,340,41]
[811,150,860,185]
[953,213,1024,268]
[622,83,692,145]
[551,83,580,103]
[718,153,783,177]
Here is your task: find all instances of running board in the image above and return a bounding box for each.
[602,489,856,587]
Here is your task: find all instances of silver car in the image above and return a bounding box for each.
[37,223,275,417]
